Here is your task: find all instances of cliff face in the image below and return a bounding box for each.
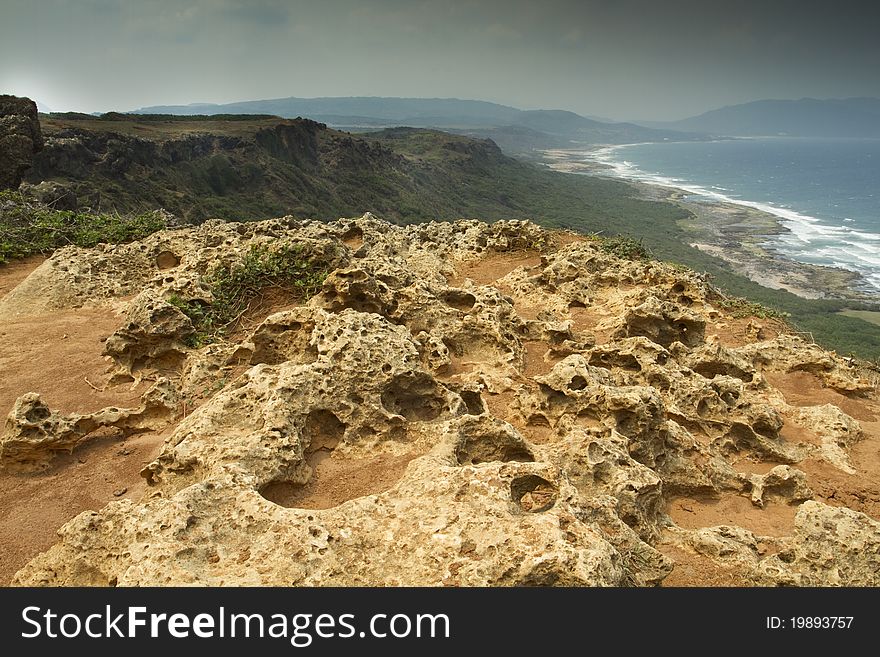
[0,95,43,190]
[19,116,456,222]
[1,216,878,586]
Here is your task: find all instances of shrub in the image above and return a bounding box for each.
[0,191,167,263]
[598,235,652,260]
[169,243,328,345]
[716,295,789,320]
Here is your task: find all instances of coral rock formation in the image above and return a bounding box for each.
[2,215,878,586]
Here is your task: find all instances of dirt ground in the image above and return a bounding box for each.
[0,259,164,584]
[0,429,166,585]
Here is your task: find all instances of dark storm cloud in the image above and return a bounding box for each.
[1,0,878,119]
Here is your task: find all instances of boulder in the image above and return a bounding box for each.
[0,95,43,189]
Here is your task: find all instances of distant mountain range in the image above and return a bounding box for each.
[640,97,880,138]
[132,96,705,152]
[130,95,880,150]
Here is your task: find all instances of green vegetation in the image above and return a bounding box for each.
[715,295,789,320]
[596,235,652,261]
[168,243,328,345]
[839,309,880,327]
[0,190,166,264]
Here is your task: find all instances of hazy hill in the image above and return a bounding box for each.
[644,97,880,137]
[136,96,523,126]
[133,96,705,152]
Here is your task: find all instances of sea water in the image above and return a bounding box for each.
[589,138,880,292]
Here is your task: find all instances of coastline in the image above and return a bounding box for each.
[542,147,877,304]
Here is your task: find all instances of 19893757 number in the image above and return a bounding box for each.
[766,617,854,629]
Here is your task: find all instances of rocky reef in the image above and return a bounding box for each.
[1,215,878,586]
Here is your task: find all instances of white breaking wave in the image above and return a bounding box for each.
[584,144,880,293]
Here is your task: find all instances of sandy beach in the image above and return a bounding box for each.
[542,148,877,303]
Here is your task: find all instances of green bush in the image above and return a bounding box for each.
[0,191,166,263]
[169,243,328,345]
[598,235,652,260]
[715,294,789,320]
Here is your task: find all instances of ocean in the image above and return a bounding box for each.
[588,138,880,293]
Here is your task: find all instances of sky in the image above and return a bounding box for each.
[2,0,879,121]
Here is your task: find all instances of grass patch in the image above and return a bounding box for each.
[597,235,652,260]
[715,294,790,320]
[839,309,880,327]
[0,191,166,264]
[168,243,328,345]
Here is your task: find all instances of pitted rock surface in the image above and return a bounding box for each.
[3,215,879,586]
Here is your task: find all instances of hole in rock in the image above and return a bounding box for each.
[568,375,588,391]
[538,383,569,405]
[456,431,534,466]
[259,452,418,510]
[381,374,447,421]
[341,226,364,251]
[589,352,641,372]
[441,289,477,312]
[527,414,552,428]
[156,251,180,270]
[24,406,51,423]
[460,390,485,415]
[303,409,345,453]
[693,362,753,382]
[613,409,639,436]
[576,409,603,429]
[510,475,558,513]
[249,319,317,366]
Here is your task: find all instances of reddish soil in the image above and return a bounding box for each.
[0,429,167,585]
[0,260,163,584]
[667,496,799,538]
[766,370,878,422]
[662,361,880,585]
[0,256,46,297]
[709,316,787,349]
[522,341,556,378]
[448,251,543,287]
[261,451,418,510]
[660,544,753,587]
[0,307,148,416]
[569,306,612,343]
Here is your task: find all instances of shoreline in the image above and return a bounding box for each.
[541,147,878,304]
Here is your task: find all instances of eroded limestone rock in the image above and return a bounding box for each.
[744,465,813,508]
[0,380,178,470]
[103,293,196,376]
[4,214,877,587]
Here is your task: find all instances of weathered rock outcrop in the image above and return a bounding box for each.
[0,95,43,189]
[3,215,878,586]
[0,380,178,470]
[664,501,880,586]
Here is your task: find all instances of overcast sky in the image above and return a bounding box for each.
[2,0,879,120]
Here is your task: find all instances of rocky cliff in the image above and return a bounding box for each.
[19,114,491,223]
[1,216,878,586]
[0,95,43,190]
